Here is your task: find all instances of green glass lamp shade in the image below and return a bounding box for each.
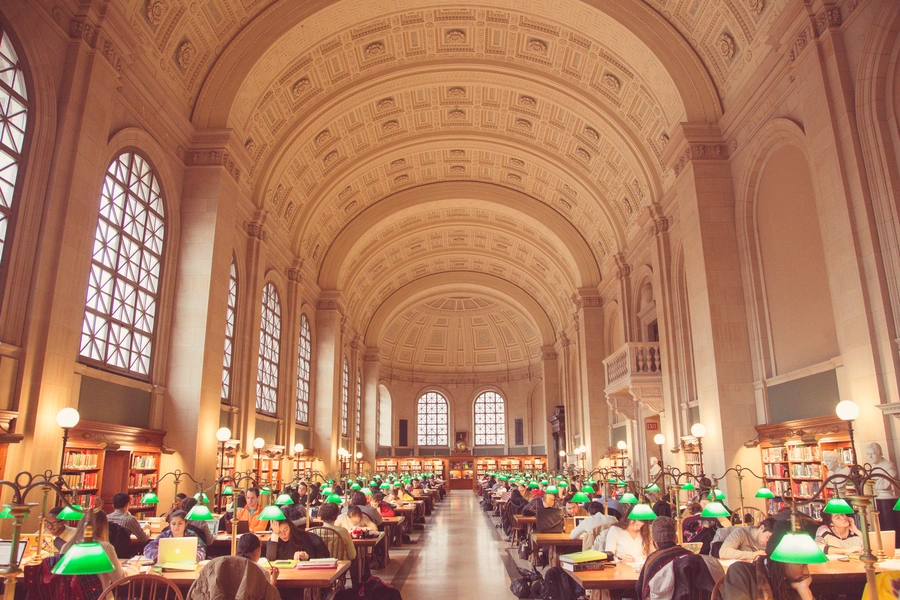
[327,479,334,485]
[540,480,550,486]
[755,487,775,500]
[140,492,160,505]
[52,542,115,575]
[350,483,362,490]
[58,504,84,520]
[0,506,11,519]
[361,488,372,496]
[258,505,286,521]
[545,486,559,495]
[616,480,627,487]
[558,482,569,489]
[326,494,343,504]
[707,489,725,501]
[222,485,234,495]
[628,503,658,521]
[260,487,272,496]
[701,501,731,518]
[681,482,696,492]
[556,475,564,481]
[369,480,378,487]
[571,492,590,503]
[321,487,333,495]
[770,532,828,564]
[619,493,638,505]
[380,483,391,490]
[893,497,900,511]
[582,485,594,493]
[824,498,855,515]
[185,505,213,521]
[607,477,617,484]
[194,492,210,503]
[498,476,508,482]
[528,482,539,490]
[275,493,294,506]
[645,483,661,493]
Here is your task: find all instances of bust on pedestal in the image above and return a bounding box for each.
[867,442,900,548]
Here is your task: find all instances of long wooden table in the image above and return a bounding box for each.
[530,532,584,568]
[379,515,405,548]
[567,558,872,600]
[352,531,386,582]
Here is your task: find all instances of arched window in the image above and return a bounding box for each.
[474,391,506,446]
[417,391,449,447]
[0,28,28,278]
[295,314,311,424]
[341,357,349,436]
[221,258,237,404]
[80,152,166,378]
[356,368,362,440]
[256,282,281,415]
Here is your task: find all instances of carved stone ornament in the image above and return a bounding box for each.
[146,0,167,25]
[323,150,339,166]
[177,41,195,70]
[602,74,621,91]
[448,108,466,120]
[716,33,735,60]
[584,126,600,142]
[245,221,266,241]
[815,8,842,35]
[527,38,548,54]
[507,172,522,182]
[747,0,764,15]
[390,158,406,169]
[338,186,353,199]
[445,29,467,44]
[365,42,385,57]
[575,147,591,162]
[314,129,332,146]
[382,119,400,131]
[450,165,465,173]
[515,118,532,130]
[244,138,256,153]
[447,87,466,98]
[509,157,525,167]
[659,132,670,144]
[377,97,396,110]
[449,149,466,158]
[292,78,311,96]
[394,174,410,184]
[649,216,670,237]
[519,95,537,108]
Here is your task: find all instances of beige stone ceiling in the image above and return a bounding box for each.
[378,294,542,375]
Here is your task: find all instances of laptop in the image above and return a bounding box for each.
[0,540,26,568]
[572,516,588,533]
[226,520,250,535]
[156,536,198,569]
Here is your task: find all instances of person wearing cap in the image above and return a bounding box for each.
[723,520,817,600]
[521,488,545,516]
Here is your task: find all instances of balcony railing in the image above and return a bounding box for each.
[603,342,662,391]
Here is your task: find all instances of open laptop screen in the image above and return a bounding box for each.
[0,540,27,568]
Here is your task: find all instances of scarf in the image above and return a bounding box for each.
[636,543,690,600]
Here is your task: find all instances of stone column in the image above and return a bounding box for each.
[541,346,562,463]
[574,289,607,468]
[282,263,304,451]
[362,348,380,465]
[313,292,344,473]
[663,124,757,482]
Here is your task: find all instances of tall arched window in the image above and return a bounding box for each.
[256,282,281,415]
[474,391,506,446]
[341,357,349,436]
[295,314,311,424]
[221,258,237,404]
[80,152,166,378]
[356,368,362,440]
[0,28,28,281]
[417,391,449,447]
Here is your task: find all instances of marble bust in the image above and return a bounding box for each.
[866,442,899,499]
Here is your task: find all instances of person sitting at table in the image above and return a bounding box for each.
[142,510,207,562]
[333,484,344,496]
[45,506,78,551]
[716,519,775,560]
[535,492,565,533]
[181,496,215,546]
[594,484,623,515]
[107,492,149,543]
[189,534,280,600]
[237,487,269,532]
[815,512,862,555]
[398,485,415,502]
[565,494,589,517]
[636,516,724,600]
[522,489,545,516]
[344,490,382,526]
[159,492,188,522]
[372,492,395,518]
[336,505,378,532]
[61,508,127,596]
[571,501,617,540]
[296,482,309,506]
[605,514,654,563]
[723,520,817,600]
[266,510,329,561]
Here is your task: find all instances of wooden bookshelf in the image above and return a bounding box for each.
[756,416,851,520]
[473,455,548,490]
[253,449,285,490]
[449,456,474,490]
[374,457,447,481]
[61,446,103,508]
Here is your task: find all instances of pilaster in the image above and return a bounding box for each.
[313,291,344,473]
[574,289,607,467]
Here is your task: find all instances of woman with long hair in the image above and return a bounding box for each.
[815,512,862,555]
[61,508,127,598]
[604,514,654,562]
[265,509,329,561]
[346,490,383,525]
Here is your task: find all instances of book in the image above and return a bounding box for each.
[562,561,606,572]
[559,549,608,564]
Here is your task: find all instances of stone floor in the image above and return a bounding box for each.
[377,491,521,598]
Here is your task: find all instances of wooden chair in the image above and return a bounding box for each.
[309,526,350,591]
[100,573,184,600]
[710,576,725,600]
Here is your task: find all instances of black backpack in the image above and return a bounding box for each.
[542,566,584,600]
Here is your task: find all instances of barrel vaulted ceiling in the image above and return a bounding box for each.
[106,0,785,374]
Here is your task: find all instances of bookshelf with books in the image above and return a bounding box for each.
[472,455,548,490]
[756,416,852,520]
[253,454,284,490]
[126,450,159,515]
[373,457,446,480]
[61,447,103,505]
[449,456,474,490]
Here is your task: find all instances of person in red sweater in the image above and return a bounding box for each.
[371,492,395,517]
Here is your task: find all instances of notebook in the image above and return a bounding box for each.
[156,536,198,569]
[0,540,26,568]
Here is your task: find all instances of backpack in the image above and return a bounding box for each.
[510,577,532,598]
[333,574,402,600]
[542,566,584,600]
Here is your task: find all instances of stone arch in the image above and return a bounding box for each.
[192,0,721,130]
[471,386,508,447]
[631,265,656,342]
[363,272,556,350]
[377,382,393,447]
[318,181,602,289]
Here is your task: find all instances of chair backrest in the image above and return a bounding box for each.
[100,573,184,600]
[711,576,724,600]
[309,526,349,561]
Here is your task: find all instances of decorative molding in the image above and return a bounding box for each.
[186,150,241,183]
[287,267,303,283]
[672,144,730,176]
[788,27,812,62]
[648,216,670,237]
[316,299,344,313]
[614,253,632,279]
[176,41,195,70]
[814,8,842,36]
[70,420,167,450]
[146,0,168,25]
[69,19,97,45]
[747,0,765,16]
[363,349,381,362]
[245,220,267,242]
[716,33,736,61]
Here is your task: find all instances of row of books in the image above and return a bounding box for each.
[63,451,99,469]
[62,472,98,489]
[787,445,821,462]
[131,455,157,469]
[560,550,610,572]
[128,472,157,488]
[792,463,823,478]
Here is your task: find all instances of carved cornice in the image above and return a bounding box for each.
[245,220,267,242]
[186,149,241,183]
[814,7,842,36]
[614,253,632,280]
[69,420,167,450]
[672,144,730,176]
[363,349,381,362]
[573,288,604,310]
[648,216,670,237]
[316,298,344,314]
